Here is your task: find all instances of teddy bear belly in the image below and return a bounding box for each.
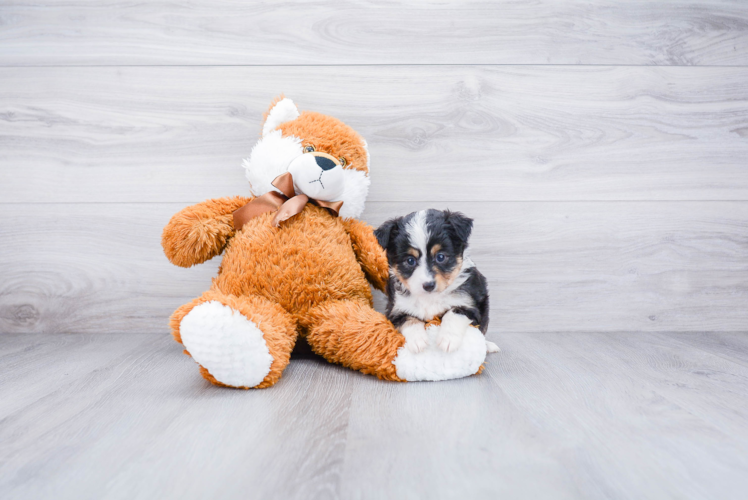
[213,210,373,320]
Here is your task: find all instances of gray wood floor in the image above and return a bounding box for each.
[2,0,748,498]
[1,331,748,499]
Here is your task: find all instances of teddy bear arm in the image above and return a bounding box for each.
[341,218,390,292]
[162,195,252,268]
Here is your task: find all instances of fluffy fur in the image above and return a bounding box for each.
[242,98,370,220]
[163,97,405,388]
[169,289,297,388]
[392,323,487,381]
[163,97,492,388]
[262,96,300,137]
[376,209,493,357]
[179,301,275,388]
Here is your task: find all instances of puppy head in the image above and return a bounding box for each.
[375,209,473,295]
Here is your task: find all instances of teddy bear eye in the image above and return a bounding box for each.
[304,145,315,153]
[339,157,347,167]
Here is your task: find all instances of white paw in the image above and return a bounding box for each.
[409,333,429,353]
[401,322,429,353]
[436,310,471,352]
[486,341,500,353]
[436,330,464,353]
[180,301,273,388]
[392,325,487,382]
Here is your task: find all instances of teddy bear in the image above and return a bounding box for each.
[161,96,488,388]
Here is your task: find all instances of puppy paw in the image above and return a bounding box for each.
[436,330,464,353]
[436,310,472,352]
[409,333,429,353]
[486,341,501,353]
[401,322,429,353]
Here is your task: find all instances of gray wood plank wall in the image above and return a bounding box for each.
[2,1,748,65]
[1,1,747,335]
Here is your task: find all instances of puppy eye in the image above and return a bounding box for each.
[304,145,315,153]
[405,256,417,267]
[339,157,347,167]
[435,253,446,263]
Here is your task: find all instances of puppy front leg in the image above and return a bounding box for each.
[436,310,473,353]
[398,317,430,354]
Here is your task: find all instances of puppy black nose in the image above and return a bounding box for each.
[422,281,436,292]
[315,155,337,171]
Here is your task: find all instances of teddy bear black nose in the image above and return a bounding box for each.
[315,156,337,171]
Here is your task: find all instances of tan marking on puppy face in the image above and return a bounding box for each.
[433,256,463,293]
[407,248,419,258]
[277,111,369,174]
[392,268,411,292]
[430,244,442,256]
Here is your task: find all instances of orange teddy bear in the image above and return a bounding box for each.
[162,96,487,388]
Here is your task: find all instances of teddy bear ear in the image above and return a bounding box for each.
[261,95,300,137]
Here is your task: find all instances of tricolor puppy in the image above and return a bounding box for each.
[375,209,499,354]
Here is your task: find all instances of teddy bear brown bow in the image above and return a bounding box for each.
[162,96,487,388]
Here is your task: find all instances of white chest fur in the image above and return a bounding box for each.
[391,289,474,321]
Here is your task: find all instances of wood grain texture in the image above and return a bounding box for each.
[0,334,353,500]
[0,332,157,418]
[3,2,747,497]
[341,332,748,500]
[1,332,747,499]
[660,330,748,365]
[2,65,748,204]
[1,201,746,335]
[1,1,748,66]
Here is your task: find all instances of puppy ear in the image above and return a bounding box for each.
[374,218,401,249]
[262,95,300,137]
[445,210,473,243]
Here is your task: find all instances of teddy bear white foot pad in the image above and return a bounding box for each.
[180,301,274,387]
[392,325,488,382]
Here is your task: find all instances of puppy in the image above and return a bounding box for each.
[375,209,499,354]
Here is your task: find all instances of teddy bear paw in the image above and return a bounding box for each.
[392,325,487,382]
[179,301,274,388]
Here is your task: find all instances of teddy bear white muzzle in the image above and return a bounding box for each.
[287,152,345,201]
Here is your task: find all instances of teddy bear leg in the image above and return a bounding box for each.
[170,290,297,389]
[306,299,488,383]
[305,299,406,381]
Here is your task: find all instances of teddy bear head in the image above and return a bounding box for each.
[242,96,371,219]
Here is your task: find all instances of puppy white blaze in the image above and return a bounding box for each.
[405,210,429,255]
[404,210,432,294]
